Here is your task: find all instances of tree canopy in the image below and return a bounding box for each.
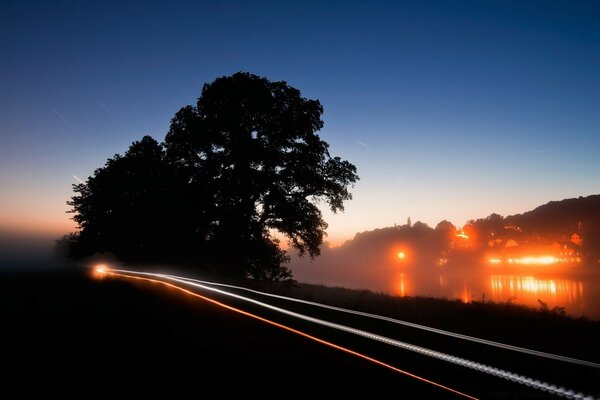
[63,72,359,281]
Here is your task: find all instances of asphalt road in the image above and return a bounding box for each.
[2,267,598,399]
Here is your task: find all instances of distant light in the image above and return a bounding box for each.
[514,256,557,265]
[456,231,469,239]
[492,256,558,265]
[397,251,406,260]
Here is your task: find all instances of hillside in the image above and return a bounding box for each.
[505,194,600,235]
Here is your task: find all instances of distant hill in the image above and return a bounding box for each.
[290,194,600,297]
[325,194,600,257]
[504,194,600,235]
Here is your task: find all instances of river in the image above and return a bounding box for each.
[291,260,600,320]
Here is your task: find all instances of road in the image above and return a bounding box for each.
[98,266,600,399]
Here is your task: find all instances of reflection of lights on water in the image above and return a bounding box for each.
[525,278,556,294]
[399,273,406,297]
[439,275,447,288]
[490,276,584,304]
[492,276,554,294]
[460,284,472,303]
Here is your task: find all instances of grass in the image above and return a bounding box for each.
[2,264,599,398]
[257,281,600,364]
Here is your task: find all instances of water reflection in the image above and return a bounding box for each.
[489,275,584,309]
[290,255,600,319]
[398,273,407,297]
[389,269,600,319]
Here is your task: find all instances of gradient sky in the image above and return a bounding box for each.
[1,0,599,245]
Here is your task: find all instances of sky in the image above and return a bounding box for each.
[1,0,599,246]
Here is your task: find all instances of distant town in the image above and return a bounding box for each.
[338,195,600,269]
[441,219,585,267]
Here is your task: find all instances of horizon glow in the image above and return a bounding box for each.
[1,1,599,245]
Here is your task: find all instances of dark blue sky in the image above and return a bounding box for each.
[1,0,599,243]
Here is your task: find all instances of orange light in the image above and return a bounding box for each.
[456,231,469,239]
[506,256,557,265]
[92,264,108,279]
[488,255,561,266]
[397,251,406,260]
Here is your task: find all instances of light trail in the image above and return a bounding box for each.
[101,268,478,400]
[160,272,600,370]
[100,266,596,400]
[52,107,69,124]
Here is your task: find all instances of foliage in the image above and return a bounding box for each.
[63,72,359,281]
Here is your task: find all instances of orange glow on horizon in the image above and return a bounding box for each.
[0,212,77,237]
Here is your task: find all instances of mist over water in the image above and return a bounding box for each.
[290,247,600,320]
[3,230,599,320]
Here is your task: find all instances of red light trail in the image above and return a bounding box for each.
[94,266,596,399]
[97,266,478,399]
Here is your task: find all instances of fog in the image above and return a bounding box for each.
[288,227,600,320]
[0,231,67,270]
[288,224,445,295]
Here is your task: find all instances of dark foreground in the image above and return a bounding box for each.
[2,266,599,398]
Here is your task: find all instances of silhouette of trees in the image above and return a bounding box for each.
[66,136,204,263]
[434,220,457,251]
[505,195,600,236]
[63,72,359,280]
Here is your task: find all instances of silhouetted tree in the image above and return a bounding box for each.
[66,136,206,263]
[164,72,358,277]
[434,220,457,252]
[583,229,600,263]
[65,72,359,280]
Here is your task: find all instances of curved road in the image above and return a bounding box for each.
[101,267,600,400]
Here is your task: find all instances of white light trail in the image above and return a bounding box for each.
[163,273,600,370]
[100,267,477,399]
[73,175,85,184]
[103,267,597,400]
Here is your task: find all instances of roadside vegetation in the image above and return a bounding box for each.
[259,281,600,364]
